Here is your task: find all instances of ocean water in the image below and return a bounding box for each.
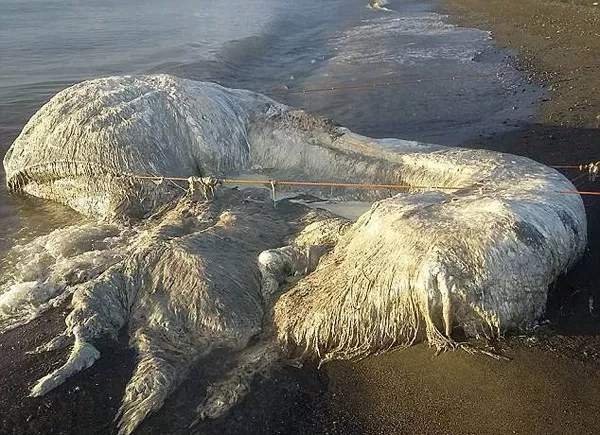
[0,1,541,278]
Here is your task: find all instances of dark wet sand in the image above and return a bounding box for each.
[2,1,600,434]
[327,344,600,435]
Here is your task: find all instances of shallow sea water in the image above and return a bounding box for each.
[0,0,542,260]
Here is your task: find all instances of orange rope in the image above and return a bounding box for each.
[559,190,600,196]
[129,174,600,197]
[134,174,463,191]
[221,178,463,191]
[552,162,600,171]
[134,175,189,182]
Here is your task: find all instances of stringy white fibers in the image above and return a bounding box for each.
[1,75,587,434]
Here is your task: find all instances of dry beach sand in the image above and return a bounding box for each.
[1,1,600,434]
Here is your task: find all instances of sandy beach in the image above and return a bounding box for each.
[1,1,599,434]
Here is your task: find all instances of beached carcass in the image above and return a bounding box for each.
[1,75,586,434]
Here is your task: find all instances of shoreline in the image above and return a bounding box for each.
[324,1,600,434]
[441,0,600,131]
